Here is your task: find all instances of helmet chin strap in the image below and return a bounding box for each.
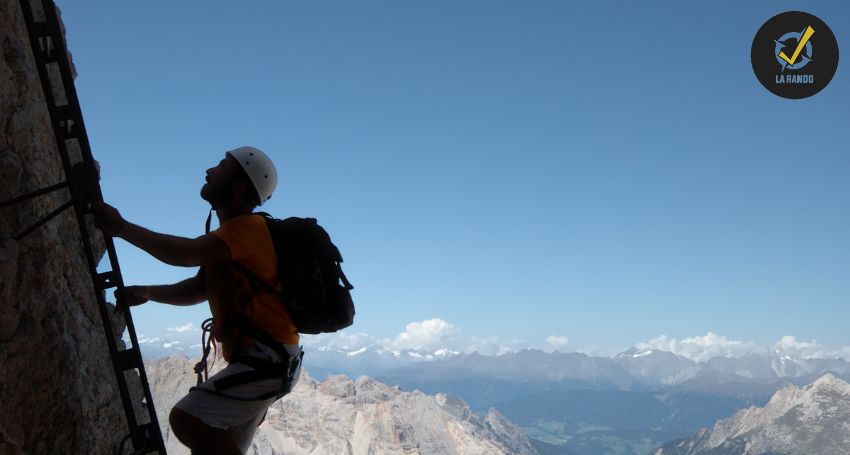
[204,181,231,234]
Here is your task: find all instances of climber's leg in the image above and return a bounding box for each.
[169,407,242,455]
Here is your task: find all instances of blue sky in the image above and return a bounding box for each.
[58,1,849,357]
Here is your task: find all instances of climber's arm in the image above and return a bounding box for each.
[119,223,230,267]
[146,270,207,305]
[115,270,205,313]
[91,202,231,267]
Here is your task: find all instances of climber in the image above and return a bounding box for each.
[91,146,301,455]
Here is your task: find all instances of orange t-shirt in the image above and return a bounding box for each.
[203,214,299,361]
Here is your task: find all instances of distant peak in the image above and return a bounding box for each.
[809,373,850,391]
[616,346,640,357]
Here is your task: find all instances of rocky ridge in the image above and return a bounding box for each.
[652,373,850,455]
[146,355,538,455]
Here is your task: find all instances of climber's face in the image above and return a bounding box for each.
[200,154,240,207]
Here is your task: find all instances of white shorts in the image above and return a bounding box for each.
[174,342,301,451]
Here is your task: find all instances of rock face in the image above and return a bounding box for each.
[653,374,850,455]
[0,1,133,453]
[146,355,539,455]
[482,407,537,453]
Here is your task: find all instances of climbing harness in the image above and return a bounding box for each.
[191,346,304,402]
[191,317,304,402]
[1,1,166,453]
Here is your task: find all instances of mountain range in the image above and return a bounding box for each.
[653,373,850,455]
[144,345,850,455]
[145,356,538,454]
[146,353,850,455]
[364,347,849,454]
[142,336,850,391]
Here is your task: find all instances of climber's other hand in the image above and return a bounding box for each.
[112,285,149,317]
[91,201,126,237]
[117,285,150,307]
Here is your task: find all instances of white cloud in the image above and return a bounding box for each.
[544,335,570,353]
[462,336,530,356]
[167,323,197,333]
[387,319,460,352]
[774,335,820,355]
[300,331,377,352]
[382,319,531,356]
[636,332,756,362]
[162,341,181,349]
[299,319,530,357]
[773,336,850,359]
[635,332,850,362]
[434,348,459,357]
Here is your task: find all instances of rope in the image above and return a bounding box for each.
[194,317,216,386]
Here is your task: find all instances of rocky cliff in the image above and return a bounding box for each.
[653,374,850,455]
[0,1,135,453]
[147,355,539,455]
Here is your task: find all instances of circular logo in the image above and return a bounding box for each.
[751,11,839,99]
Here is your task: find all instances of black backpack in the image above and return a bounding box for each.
[231,213,355,334]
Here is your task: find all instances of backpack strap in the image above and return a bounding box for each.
[338,265,354,291]
[230,261,283,298]
[227,260,292,348]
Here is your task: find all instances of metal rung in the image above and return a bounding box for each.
[13,199,73,241]
[96,271,118,290]
[69,162,101,206]
[32,34,60,63]
[51,104,77,122]
[0,181,69,209]
[58,120,78,140]
[114,348,142,371]
[29,21,51,38]
[40,49,60,63]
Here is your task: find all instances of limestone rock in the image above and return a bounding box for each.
[146,355,539,454]
[652,374,850,455]
[0,1,137,453]
[484,408,537,455]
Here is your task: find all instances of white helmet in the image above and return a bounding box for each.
[226,146,277,205]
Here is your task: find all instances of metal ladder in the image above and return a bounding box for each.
[1,0,167,453]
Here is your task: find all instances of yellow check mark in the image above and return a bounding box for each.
[779,26,814,65]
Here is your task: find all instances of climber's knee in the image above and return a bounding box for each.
[169,407,242,454]
[169,407,197,446]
